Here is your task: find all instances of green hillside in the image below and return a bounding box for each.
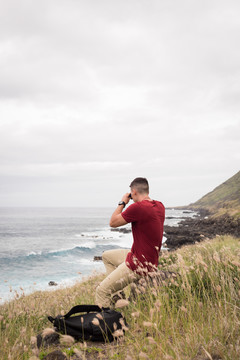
[188,171,240,218]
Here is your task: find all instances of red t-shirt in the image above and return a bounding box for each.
[121,200,165,275]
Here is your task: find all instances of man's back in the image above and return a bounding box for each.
[121,200,165,273]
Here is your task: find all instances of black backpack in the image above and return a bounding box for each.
[48,305,127,342]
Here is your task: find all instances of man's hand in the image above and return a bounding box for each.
[121,193,131,205]
[109,192,131,228]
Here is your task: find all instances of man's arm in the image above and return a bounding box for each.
[109,193,130,228]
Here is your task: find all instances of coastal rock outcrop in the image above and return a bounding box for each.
[164,214,240,250]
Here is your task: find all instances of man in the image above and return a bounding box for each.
[96,177,165,308]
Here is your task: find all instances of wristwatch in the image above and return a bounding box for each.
[118,201,126,208]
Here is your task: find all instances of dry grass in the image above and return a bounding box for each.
[0,235,240,359]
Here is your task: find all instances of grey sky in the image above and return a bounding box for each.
[0,0,239,207]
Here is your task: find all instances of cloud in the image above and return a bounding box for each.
[0,161,132,177]
[0,0,239,206]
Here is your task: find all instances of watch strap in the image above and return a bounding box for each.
[118,201,126,208]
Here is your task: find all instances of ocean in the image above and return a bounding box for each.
[0,207,197,303]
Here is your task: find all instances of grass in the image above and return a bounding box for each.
[0,235,240,359]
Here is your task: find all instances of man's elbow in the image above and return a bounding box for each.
[109,220,117,228]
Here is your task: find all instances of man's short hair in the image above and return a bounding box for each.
[130,177,149,194]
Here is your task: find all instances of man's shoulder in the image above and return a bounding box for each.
[140,200,165,215]
[126,202,140,211]
[154,200,165,208]
[154,200,165,212]
[127,200,165,211]
[139,200,164,208]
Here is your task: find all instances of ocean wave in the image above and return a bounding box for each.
[33,245,94,258]
[0,243,120,264]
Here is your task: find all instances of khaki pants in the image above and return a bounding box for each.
[95,248,141,308]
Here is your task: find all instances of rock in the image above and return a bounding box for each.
[111,227,132,234]
[48,281,58,286]
[165,216,188,219]
[37,331,60,348]
[164,214,240,250]
[93,256,102,261]
[42,350,67,360]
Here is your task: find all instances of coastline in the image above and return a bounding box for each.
[0,207,190,304]
[164,209,240,250]
[2,206,238,305]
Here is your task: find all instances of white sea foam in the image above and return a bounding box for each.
[26,250,42,256]
[79,228,124,241]
[76,233,100,238]
[76,241,96,249]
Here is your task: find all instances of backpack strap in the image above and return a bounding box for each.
[63,305,103,319]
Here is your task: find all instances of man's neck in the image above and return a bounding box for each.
[136,194,151,202]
